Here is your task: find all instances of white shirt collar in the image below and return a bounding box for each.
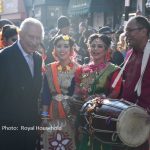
[17,40,33,58]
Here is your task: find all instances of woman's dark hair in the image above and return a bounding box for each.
[1,25,18,40]
[87,33,111,50]
[0,19,14,29]
[53,34,74,47]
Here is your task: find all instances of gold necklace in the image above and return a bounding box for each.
[57,63,74,72]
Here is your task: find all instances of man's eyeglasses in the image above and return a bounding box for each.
[125,27,143,33]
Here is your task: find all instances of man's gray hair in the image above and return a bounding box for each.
[20,17,45,39]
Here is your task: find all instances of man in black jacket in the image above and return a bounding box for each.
[0,17,44,150]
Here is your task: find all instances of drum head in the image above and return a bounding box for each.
[117,106,150,147]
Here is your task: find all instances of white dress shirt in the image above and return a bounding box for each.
[17,40,34,76]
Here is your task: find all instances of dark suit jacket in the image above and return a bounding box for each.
[0,42,42,126]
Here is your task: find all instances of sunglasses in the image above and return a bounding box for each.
[125,27,143,33]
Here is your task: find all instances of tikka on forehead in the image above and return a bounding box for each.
[92,38,103,44]
[95,38,100,42]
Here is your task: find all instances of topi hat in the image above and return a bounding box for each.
[57,16,70,29]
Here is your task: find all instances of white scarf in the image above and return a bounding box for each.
[134,41,150,96]
[112,50,132,88]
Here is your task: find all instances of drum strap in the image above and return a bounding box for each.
[112,50,133,88]
[134,41,150,96]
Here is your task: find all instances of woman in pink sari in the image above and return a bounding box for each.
[74,33,122,150]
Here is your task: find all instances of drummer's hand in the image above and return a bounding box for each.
[94,94,106,99]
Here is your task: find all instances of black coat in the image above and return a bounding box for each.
[0,43,42,126]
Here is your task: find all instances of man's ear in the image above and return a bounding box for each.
[19,30,23,39]
[142,28,148,35]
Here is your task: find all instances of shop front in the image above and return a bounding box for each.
[68,0,124,30]
[0,0,27,25]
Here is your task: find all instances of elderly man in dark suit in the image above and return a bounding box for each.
[0,18,44,150]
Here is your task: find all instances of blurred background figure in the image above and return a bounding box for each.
[117,32,128,58]
[56,15,70,35]
[77,29,94,65]
[74,22,87,44]
[99,26,124,67]
[48,28,58,40]
[76,22,94,65]
[73,21,94,65]
[115,26,124,43]
[0,19,14,49]
[46,16,70,64]
[0,24,18,49]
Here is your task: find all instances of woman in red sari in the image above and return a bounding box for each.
[74,33,122,150]
[41,34,79,150]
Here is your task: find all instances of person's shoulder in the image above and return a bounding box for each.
[109,62,121,70]
[106,63,121,79]
[0,44,15,57]
[46,61,57,68]
[44,61,58,74]
[50,32,59,42]
[0,46,16,66]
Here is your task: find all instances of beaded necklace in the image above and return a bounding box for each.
[57,62,74,72]
[57,62,75,94]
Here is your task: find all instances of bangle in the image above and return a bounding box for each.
[41,111,49,117]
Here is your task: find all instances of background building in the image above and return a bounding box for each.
[0,0,149,30]
[0,0,27,25]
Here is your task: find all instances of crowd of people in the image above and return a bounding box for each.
[0,14,150,150]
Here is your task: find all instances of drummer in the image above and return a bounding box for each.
[121,15,150,150]
[73,33,122,150]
